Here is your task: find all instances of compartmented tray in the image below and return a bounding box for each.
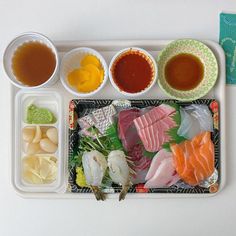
[10,40,226,198]
[14,90,65,193]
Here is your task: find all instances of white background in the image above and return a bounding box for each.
[0,1,236,236]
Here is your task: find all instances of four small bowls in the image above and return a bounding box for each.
[3,33,218,100]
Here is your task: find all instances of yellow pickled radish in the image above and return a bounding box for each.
[67,54,104,93]
[80,55,101,68]
[77,74,100,93]
[82,64,101,78]
[100,69,104,83]
[68,69,89,86]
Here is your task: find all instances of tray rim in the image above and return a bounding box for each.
[10,39,226,199]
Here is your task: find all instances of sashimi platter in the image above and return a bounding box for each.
[5,33,225,200]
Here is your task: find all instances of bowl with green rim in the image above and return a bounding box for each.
[157,39,218,101]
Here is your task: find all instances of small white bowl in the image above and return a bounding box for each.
[3,32,59,89]
[109,47,157,97]
[60,47,108,97]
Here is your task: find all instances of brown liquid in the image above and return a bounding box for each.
[165,53,204,91]
[12,41,56,86]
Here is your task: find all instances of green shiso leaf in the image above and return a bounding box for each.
[105,123,123,150]
[143,150,157,159]
[69,154,82,169]
[162,103,186,151]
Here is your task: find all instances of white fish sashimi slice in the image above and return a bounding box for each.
[144,158,177,188]
[178,108,196,139]
[189,105,213,132]
[166,174,180,187]
[177,105,213,140]
[145,149,172,181]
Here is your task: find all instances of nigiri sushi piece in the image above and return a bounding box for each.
[170,131,214,186]
[144,149,180,188]
[177,105,213,139]
[108,150,131,201]
[82,150,108,201]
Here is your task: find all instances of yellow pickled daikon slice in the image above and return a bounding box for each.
[80,55,101,68]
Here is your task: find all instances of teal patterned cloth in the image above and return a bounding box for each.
[220,13,236,84]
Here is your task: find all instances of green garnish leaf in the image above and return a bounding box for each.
[143,150,157,159]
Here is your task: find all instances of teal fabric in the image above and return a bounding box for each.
[220,13,236,84]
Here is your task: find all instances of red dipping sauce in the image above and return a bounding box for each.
[112,51,154,93]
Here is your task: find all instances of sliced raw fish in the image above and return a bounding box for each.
[134,104,176,130]
[166,174,180,187]
[78,104,117,136]
[128,144,151,184]
[145,149,173,180]
[177,105,213,139]
[170,131,214,186]
[118,109,141,151]
[118,109,151,184]
[144,151,180,188]
[134,104,177,152]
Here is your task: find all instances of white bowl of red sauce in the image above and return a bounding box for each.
[109,47,157,97]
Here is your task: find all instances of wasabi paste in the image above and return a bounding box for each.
[26,104,56,124]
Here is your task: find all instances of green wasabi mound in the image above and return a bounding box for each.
[26,104,57,124]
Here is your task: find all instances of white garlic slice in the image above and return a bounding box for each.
[22,127,36,143]
[25,142,41,155]
[32,125,42,144]
[46,128,58,144]
[40,138,58,153]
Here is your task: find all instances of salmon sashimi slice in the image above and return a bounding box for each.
[170,131,214,186]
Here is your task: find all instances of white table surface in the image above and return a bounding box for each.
[0,1,235,235]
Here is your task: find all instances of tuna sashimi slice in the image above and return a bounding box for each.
[134,104,176,130]
[128,144,151,184]
[134,105,177,152]
[118,109,141,151]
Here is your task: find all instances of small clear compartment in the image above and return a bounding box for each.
[14,90,65,193]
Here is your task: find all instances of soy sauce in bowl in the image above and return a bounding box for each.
[165,53,204,91]
[12,41,56,87]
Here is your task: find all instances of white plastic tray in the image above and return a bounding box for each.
[14,90,65,193]
[10,40,226,199]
